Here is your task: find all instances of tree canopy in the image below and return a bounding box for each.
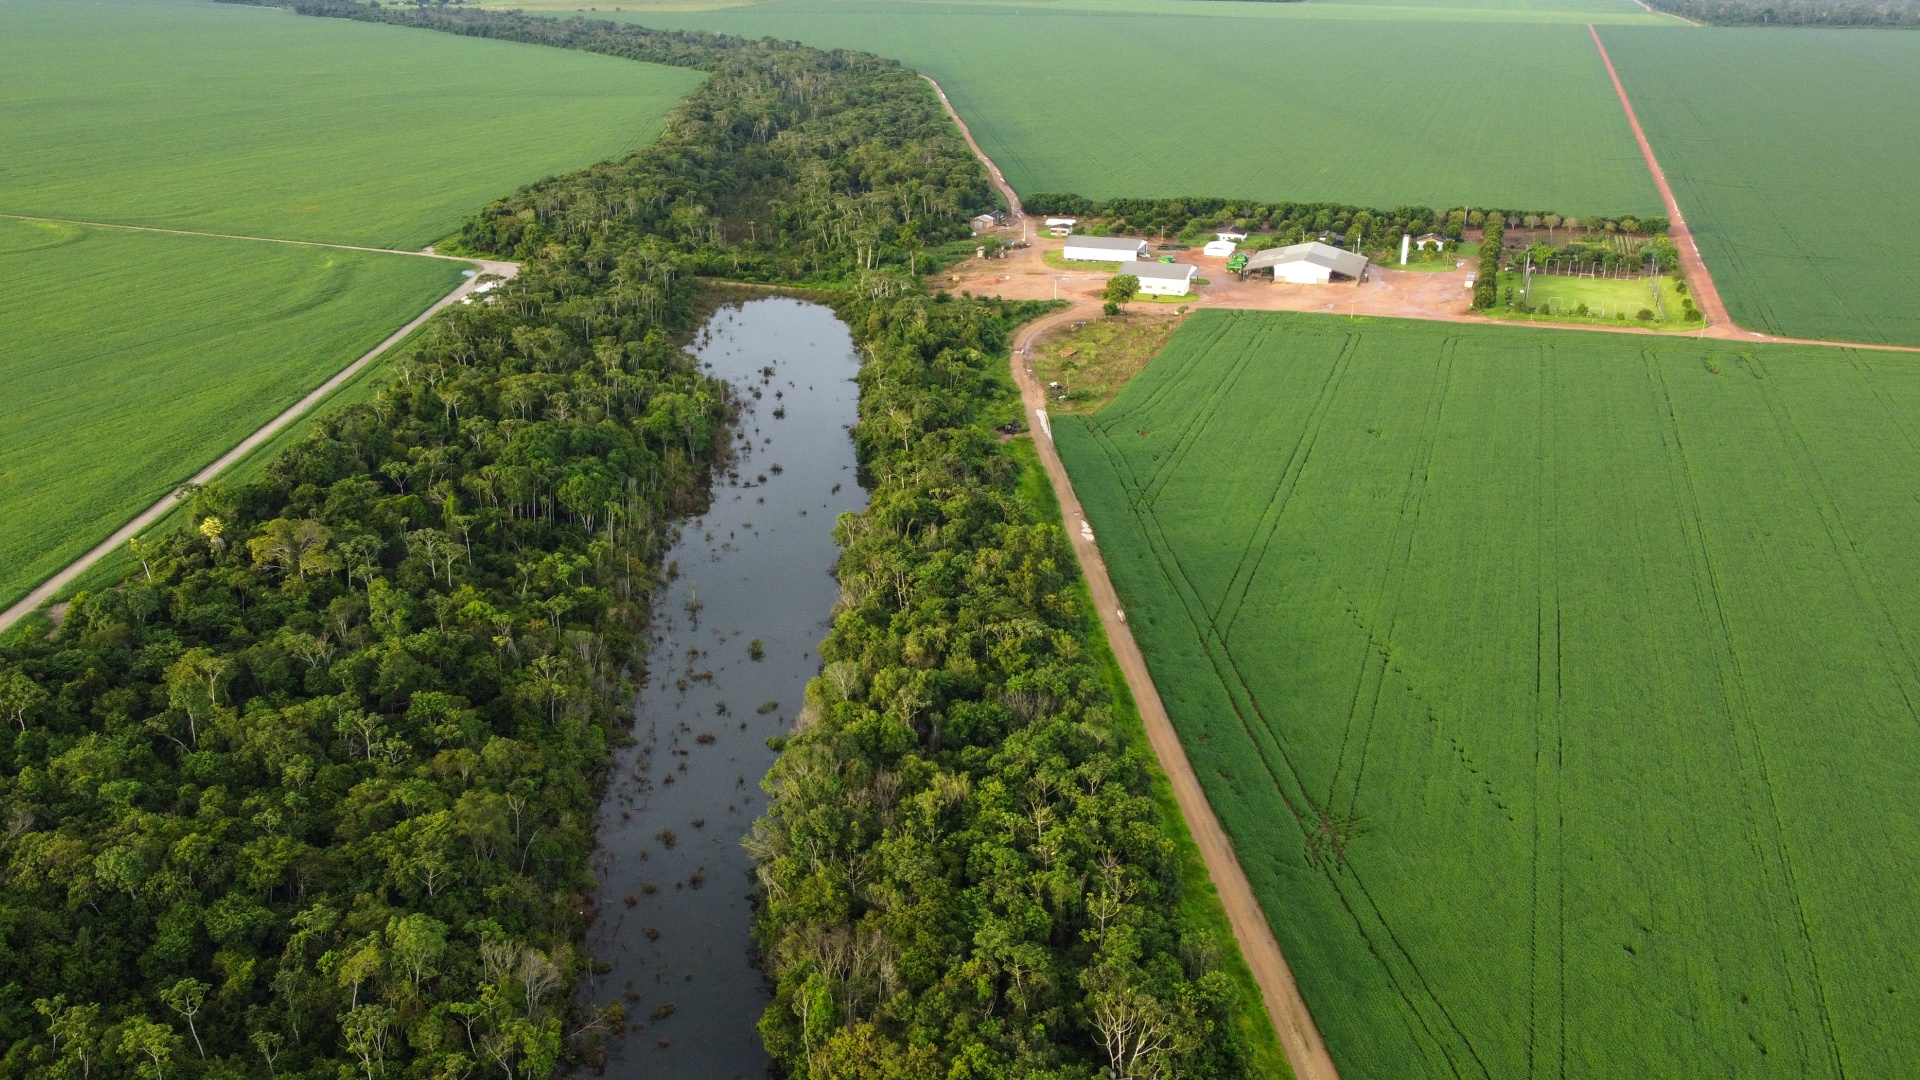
[5,5,1262,1079]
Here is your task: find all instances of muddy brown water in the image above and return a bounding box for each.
[586,297,865,1078]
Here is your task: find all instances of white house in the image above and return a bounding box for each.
[1243,242,1369,284]
[1202,239,1237,258]
[1216,226,1249,241]
[1062,235,1147,263]
[1045,217,1079,229]
[1123,261,1198,297]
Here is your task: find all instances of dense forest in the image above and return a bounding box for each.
[1643,0,1920,24]
[2,5,1260,1080]
[1024,191,1667,247]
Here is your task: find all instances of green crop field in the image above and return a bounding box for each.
[1055,309,1920,1078]
[1601,27,1920,347]
[0,218,464,609]
[0,0,703,248]
[564,0,1664,216]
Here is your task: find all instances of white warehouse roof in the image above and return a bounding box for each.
[1243,241,1369,280]
[1064,235,1148,252]
[1121,261,1197,281]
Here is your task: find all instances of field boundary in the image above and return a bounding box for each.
[0,212,489,263]
[0,253,518,633]
[925,70,1342,1080]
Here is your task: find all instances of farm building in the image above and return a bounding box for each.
[1244,241,1369,284]
[1125,261,1198,297]
[1414,232,1446,250]
[1216,226,1249,241]
[970,213,999,232]
[1203,239,1237,258]
[1063,235,1148,263]
[1046,217,1079,229]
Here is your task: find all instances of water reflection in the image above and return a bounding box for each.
[587,297,865,1078]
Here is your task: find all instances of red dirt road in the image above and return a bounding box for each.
[1587,25,1733,330]
[927,73,1344,1080]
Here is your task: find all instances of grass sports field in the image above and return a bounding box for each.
[1601,27,1920,348]
[1055,309,1920,1078]
[0,218,464,609]
[547,0,1665,216]
[0,0,703,248]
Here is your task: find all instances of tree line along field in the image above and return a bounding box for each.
[584,0,1665,217]
[1054,309,1920,1078]
[0,218,464,610]
[1600,26,1920,348]
[0,0,703,249]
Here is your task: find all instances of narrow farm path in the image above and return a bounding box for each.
[0,250,518,634]
[0,212,504,265]
[924,71,1345,1080]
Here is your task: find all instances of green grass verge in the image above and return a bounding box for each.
[1055,308,1920,1078]
[1007,434,1294,1080]
[0,218,465,610]
[0,0,703,248]
[1601,26,1920,346]
[602,3,1662,215]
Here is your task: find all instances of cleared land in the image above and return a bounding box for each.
[1600,27,1920,347]
[0,0,703,248]
[578,1,1663,215]
[1055,309,1920,1079]
[0,218,464,609]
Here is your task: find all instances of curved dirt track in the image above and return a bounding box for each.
[0,222,517,633]
[925,73,1344,1080]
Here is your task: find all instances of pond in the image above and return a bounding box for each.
[585,296,865,1078]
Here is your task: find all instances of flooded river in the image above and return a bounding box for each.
[586,297,865,1078]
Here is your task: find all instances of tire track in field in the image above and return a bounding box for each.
[1135,317,1267,511]
[1091,330,1502,1077]
[1094,437,1494,1077]
[1126,308,1235,422]
[1742,352,1920,724]
[1529,343,1566,1080]
[1337,337,1457,817]
[1207,329,1360,630]
[1641,350,1846,1079]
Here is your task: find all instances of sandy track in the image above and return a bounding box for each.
[0,229,518,633]
[924,72,1343,1080]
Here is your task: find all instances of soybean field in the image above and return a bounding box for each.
[1602,26,1920,347]
[0,0,703,248]
[566,0,1667,216]
[0,218,464,609]
[1054,309,1920,1078]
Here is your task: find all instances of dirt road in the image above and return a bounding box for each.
[926,73,1344,1080]
[0,241,518,634]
